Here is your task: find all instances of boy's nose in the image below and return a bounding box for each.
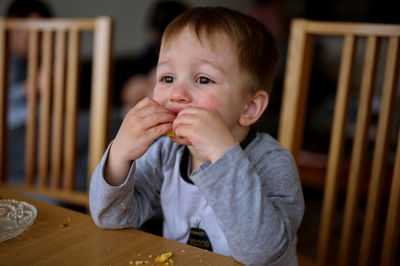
[169,83,191,103]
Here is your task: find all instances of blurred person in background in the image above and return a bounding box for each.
[5,0,52,182]
[6,0,52,130]
[120,0,188,117]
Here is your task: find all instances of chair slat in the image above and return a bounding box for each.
[380,129,400,266]
[359,36,399,266]
[51,29,66,188]
[5,18,97,31]
[38,30,53,188]
[317,35,357,265]
[0,21,7,182]
[25,30,39,185]
[88,17,112,176]
[338,36,380,266]
[278,19,314,157]
[304,20,400,37]
[63,29,79,190]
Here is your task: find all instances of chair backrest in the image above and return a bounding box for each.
[0,17,113,208]
[278,19,400,266]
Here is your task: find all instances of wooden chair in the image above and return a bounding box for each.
[0,17,113,209]
[278,19,400,265]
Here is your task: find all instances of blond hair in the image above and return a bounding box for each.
[162,6,279,94]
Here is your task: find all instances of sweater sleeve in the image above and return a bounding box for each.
[89,142,165,229]
[190,139,304,265]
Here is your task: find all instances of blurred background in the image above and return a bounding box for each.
[1,0,397,132]
[1,0,397,112]
[1,0,398,58]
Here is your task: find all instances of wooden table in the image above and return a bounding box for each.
[0,189,242,266]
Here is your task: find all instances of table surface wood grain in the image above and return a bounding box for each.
[0,188,242,266]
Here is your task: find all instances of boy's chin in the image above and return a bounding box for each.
[170,136,191,146]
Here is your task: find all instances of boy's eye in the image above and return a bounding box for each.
[196,76,214,84]
[161,76,175,83]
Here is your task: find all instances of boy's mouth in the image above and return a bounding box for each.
[168,108,183,116]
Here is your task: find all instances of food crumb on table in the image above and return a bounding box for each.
[131,252,174,265]
[155,252,173,263]
[59,223,68,228]
[59,217,71,228]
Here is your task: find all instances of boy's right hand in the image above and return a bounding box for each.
[105,97,175,185]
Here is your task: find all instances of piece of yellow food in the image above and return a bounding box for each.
[165,131,175,137]
[155,252,173,263]
[131,261,149,265]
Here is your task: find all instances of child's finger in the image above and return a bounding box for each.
[147,122,173,139]
[130,104,173,120]
[170,125,192,146]
[141,111,176,130]
[172,112,201,132]
[133,96,160,110]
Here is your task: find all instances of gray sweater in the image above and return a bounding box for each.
[90,131,304,265]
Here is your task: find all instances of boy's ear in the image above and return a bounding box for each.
[239,90,269,127]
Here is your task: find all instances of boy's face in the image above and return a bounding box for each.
[153,27,250,141]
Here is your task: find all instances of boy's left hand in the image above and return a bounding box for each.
[171,107,235,163]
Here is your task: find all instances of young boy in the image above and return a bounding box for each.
[90,6,304,266]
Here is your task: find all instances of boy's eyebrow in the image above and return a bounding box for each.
[197,58,226,74]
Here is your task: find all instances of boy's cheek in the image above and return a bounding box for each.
[197,95,222,112]
[152,91,165,105]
